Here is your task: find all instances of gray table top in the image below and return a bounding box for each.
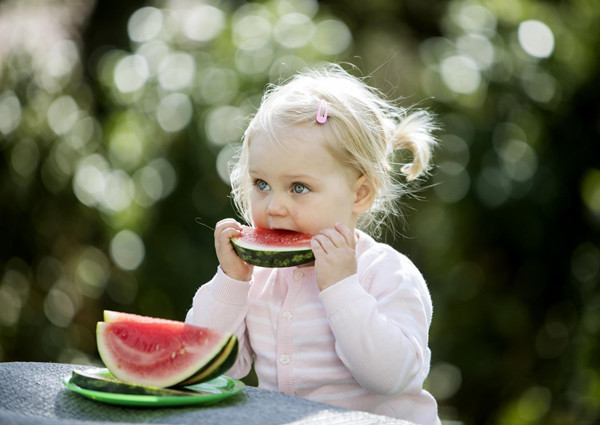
[0,362,410,425]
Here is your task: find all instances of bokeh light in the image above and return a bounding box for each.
[233,11,273,49]
[133,158,177,207]
[0,269,29,327]
[156,93,193,132]
[127,7,164,43]
[0,92,22,135]
[47,95,80,136]
[274,13,314,48]
[158,52,196,91]
[10,138,39,182]
[518,20,555,59]
[182,5,225,42]
[73,247,109,299]
[440,55,481,94]
[114,55,150,93]
[428,362,462,401]
[216,144,239,185]
[110,230,145,271]
[205,106,247,146]
[44,285,77,328]
[311,19,352,55]
[196,67,240,105]
[73,154,111,208]
[581,169,600,216]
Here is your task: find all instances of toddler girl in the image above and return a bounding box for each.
[186,64,440,425]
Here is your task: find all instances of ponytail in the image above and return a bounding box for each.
[392,110,438,181]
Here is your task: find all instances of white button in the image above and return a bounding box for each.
[282,311,293,320]
[280,354,290,365]
[293,270,303,281]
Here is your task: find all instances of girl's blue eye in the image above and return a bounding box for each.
[293,183,309,194]
[256,180,270,191]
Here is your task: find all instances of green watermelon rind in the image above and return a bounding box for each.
[175,336,238,386]
[70,369,198,396]
[96,319,232,388]
[231,242,314,268]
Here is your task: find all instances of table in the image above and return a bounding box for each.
[0,362,412,425]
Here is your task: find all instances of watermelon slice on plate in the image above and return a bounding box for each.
[231,227,314,268]
[96,311,238,388]
[69,368,199,396]
[63,369,245,407]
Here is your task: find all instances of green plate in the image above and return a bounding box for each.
[63,369,245,407]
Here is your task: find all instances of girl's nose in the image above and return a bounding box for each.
[266,193,286,216]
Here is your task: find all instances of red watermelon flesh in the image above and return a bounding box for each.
[97,313,233,388]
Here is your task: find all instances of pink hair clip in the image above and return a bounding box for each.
[316,99,328,124]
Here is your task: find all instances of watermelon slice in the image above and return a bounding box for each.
[97,311,237,388]
[231,227,314,268]
[70,369,200,396]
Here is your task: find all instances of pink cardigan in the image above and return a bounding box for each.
[186,230,440,425]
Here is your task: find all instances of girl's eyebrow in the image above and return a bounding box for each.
[283,173,316,180]
[249,168,316,181]
[248,169,265,177]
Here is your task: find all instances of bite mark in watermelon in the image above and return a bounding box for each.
[231,227,314,268]
[97,311,237,388]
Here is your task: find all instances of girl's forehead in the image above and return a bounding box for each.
[249,124,327,152]
[248,126,360,183]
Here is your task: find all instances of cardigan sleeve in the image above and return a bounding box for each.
[185,267,253,379]
[318,249,433,396]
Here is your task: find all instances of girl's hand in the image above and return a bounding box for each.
[214,219,253,281]
[310,223,357,291]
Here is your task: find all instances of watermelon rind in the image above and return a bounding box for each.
[176,336,239,386]
[96,317,233,388]
[71,369,198,396]
[231,242,314,268]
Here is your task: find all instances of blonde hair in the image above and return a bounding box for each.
[230,64,437,235]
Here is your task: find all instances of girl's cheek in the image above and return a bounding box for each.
[251,208,268,227]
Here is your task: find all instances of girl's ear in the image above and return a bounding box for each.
[353,175,376,215]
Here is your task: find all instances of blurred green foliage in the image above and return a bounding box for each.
[1,0,599,424]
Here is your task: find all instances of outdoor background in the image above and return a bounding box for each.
[1,0,599,424]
